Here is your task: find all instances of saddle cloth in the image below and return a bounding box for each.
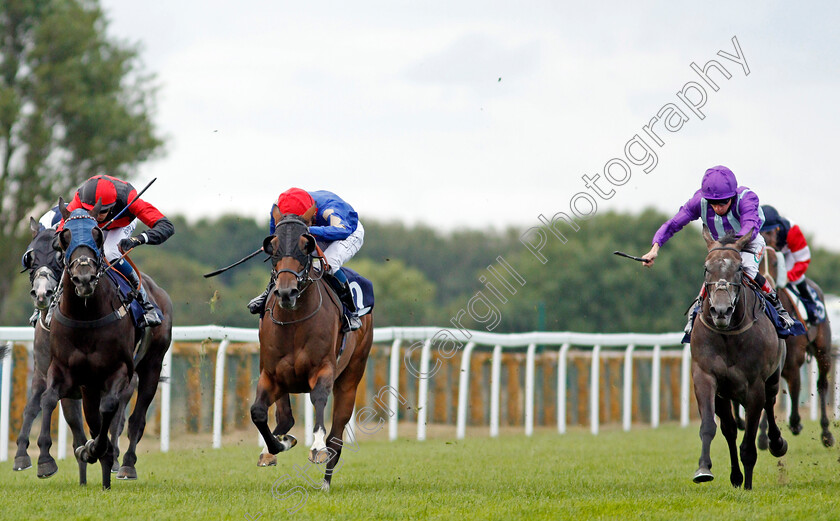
[340,267,374,316]
[105,269,161,329]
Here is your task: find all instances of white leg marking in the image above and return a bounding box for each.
[310,427,327,452]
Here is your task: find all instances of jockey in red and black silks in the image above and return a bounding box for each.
[248,187,365,332]
[641,165,796,332]
[760,205,826,324]
[57,175,174,327]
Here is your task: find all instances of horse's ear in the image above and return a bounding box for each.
[91,227,104,250]
[57,229,72,252]
[301,233,316,255]
[702,225,716,249]
[58,197,70,220]
[262,235,278,257]
[301,204,317,225]
[734,227,753,251]
[29,217,40,238]
[89,199,102,217]
[271,205,282,226]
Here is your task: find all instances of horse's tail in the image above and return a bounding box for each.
[159,376,169,384]
[0,343,9,362]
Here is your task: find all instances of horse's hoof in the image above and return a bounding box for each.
[757,434,769,451]
[822,432,835,448]
[769,438,788,458]
[13,455,32,471]
[111,461,120,473]
[37,458,58,479]
[789,422,803,436]
[277,434,297,451]
[309,448,329,465]
[693,468,714,483]
[257,453,277,467]
[116,466,137,480]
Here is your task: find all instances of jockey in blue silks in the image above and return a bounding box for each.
[641,165,795,333]
[248,188,365,332]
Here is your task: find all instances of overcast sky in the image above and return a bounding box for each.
[100,1,840,250]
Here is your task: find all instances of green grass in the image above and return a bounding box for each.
[3,421,840,520]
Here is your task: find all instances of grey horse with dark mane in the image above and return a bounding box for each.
[690,226,787,490]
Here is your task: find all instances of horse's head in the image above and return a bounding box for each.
[702,225,752,328]
[263,212,317,309]
[21,217,63,310]
[56,197,105,298]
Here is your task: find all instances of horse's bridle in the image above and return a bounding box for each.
[704,246,743,308]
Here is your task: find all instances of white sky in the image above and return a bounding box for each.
[100,1,840,250]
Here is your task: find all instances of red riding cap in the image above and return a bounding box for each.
[276,188,316,216]
[77,175,118,210]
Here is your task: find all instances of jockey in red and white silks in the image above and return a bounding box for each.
[641,165,795,329]
[760,205,826,324]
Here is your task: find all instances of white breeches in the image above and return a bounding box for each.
[323,222,364,273]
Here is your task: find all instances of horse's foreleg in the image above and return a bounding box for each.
[13,373,46,471]
[308,372,334,466]
[740,385,766,491]
[258,393,297,467]
[763,366,788,460]
[715,395,743,488]
[692,370,716,483]
[251,372,286,456]
[61,398,88,485]
[109,373,138,474]
[119,366,158,480]
[36,365,70,479]
[322,369,365,491]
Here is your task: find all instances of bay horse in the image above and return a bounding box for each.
[250,211,373,491]
[690,226,787,489]
[36,199,173,488]
[758,245,834,447]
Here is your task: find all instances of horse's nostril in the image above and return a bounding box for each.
[71,276,81,285]
[30,290,36,298]
[45,289,53,298]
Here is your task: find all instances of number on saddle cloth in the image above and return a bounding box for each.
[326,267,375,317]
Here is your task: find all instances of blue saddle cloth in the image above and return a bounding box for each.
[105,269,160,329]
[759,287,807,338]
[340,267,374,316]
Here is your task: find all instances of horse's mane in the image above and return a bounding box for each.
[717,232,756,254]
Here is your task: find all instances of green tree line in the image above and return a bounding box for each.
[6,209,840,333]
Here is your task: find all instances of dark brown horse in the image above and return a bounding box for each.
[690,227,787,490]
[758,245,834,447]
[36,200,173,488]
[250,211,373,491]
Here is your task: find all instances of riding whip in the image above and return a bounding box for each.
[613,251,647,263]
[203,247,264,278]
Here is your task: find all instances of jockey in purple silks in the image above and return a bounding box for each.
[641,165,796,333]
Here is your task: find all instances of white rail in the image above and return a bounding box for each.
[2,325,839,460]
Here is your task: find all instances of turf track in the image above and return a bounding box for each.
[4,421,840,520]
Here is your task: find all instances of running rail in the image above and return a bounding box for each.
[2,326,838,460]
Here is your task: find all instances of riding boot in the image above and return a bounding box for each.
[795,280,826,324]
[248,279,272,315]
[765,289,796,329]
[331,269,361,332]
[117,259,161,328]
